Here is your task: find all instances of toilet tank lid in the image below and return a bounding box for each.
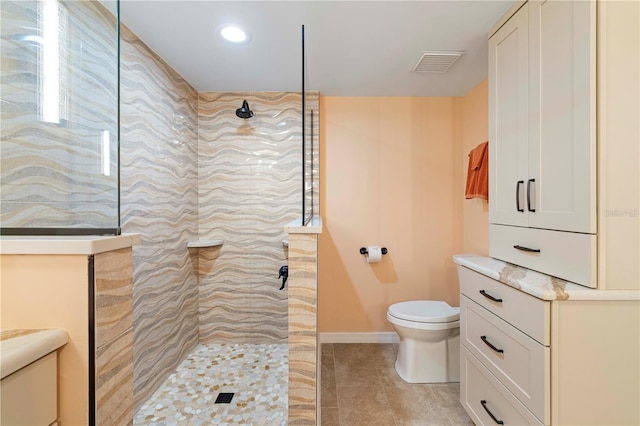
[388,301,460,323]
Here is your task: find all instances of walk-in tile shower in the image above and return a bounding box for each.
[1,0,319,423]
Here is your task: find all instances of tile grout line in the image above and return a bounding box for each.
[324,343,473,426]
[332,344,343,426]
[375,356,399,426]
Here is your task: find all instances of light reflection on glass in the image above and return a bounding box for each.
[40,0,60,124]
[101,130,111,176]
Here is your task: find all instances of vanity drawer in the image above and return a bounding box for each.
[461,346,543,426]
[489,224,596,288]
[461,295,549,423]
[458,266,550,345]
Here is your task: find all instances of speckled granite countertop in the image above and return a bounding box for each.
[1,329,68,379]
[453,254,640,301]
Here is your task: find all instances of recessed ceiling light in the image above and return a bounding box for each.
[218,24,250,44]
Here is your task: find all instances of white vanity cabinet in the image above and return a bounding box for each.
[488,0,597,287]
[476,2,640,420]
[458,264,640,426]
[459,266,550,425]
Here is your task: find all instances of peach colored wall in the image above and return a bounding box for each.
[1,255,90,426]
[319,97,463,333]
[462,80,489,255]
[319,82,489,333]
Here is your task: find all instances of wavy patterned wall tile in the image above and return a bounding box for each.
[94,247,134,425]
[96,329,134,426]
[288,233,319,425]
[0,0,118,229]
[95,248,133,349]
[119,24,200,411]
[198,92,308,343]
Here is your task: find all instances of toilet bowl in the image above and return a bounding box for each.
[387,300,460,383]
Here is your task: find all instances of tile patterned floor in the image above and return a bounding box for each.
[133,343,288,426]
[320,343,474,426]
[133,342,472,426]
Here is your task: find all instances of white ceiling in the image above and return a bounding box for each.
[120,1,515,96]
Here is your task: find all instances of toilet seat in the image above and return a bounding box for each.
[388,300,459,323]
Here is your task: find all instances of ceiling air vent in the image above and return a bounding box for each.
[411,51,465,73]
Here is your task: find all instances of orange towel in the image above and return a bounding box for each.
[465,141,489,200]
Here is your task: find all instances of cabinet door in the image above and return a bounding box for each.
[527,0,596,233]
[489,3,530,227]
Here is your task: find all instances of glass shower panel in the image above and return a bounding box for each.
[304,91,319,224]
[301,24,318,226]
[0,0,119,234]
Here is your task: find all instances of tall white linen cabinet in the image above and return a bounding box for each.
[459,1,640,425]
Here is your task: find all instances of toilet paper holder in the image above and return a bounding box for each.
[359,247,388,255]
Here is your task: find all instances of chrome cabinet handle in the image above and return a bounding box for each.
[481,400,505,425]
[479,290,503,303]
[481,335,505,354]
[527,178,536,212]
[513,245,541,253]
[516,180,524,212]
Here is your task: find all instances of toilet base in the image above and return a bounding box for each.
[394,328,460,383]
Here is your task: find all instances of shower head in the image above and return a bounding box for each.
[235,100,254,119]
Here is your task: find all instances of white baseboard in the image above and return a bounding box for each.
[319,332,399,344]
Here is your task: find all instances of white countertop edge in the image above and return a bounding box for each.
[0,233,141,255]
[1,329,69,379]
[285,216,323,234]
[453,254,640,301]
[452,254,502,281]
[187,239,224,248]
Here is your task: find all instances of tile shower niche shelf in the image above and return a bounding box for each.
[187,240,224,248]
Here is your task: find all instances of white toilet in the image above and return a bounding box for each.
[386,300,460,383]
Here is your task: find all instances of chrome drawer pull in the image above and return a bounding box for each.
[481,400,505,425]
[479,290,503,303]
[481,335,504,354]
[513,244,541,253]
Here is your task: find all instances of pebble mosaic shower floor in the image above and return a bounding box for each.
[133,343,288,426]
